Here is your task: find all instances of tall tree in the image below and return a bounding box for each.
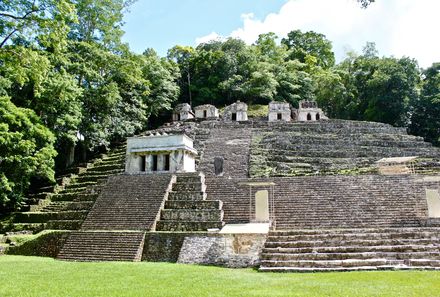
[0,96,56,213]
[0,0,76,50]
[281,30,335,70]
[68,0,134,50]
[410,63,440,145]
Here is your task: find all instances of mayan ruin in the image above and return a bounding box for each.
[1,100,439,272]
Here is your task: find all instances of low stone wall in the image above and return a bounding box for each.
[143,232,266,268]
[7,231,70,257]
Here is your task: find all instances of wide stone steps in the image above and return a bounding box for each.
[259,228,440,272]
[7,145,126,233]
[261,251,440,261]
[250,119,440,177]
[79,175,172,231]
[263,244,440,254]
[57,231,145,261]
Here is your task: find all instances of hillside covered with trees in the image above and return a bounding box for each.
[0,0,439,214]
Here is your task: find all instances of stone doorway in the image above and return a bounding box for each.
[240,181,277,228]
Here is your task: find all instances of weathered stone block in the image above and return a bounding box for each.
[167,192,206,201]
[165,200,222,210]
[155,221,224,232]
[161,209,223,221]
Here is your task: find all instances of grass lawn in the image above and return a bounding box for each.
[0,256,439,297]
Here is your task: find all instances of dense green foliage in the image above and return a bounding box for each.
[168,32,315,107]
[0,0,180,212]
[0,97,56,211]
[169,37,438,147]
[409,63,440,145]
[314,43,420,127]
[1,256,440,297]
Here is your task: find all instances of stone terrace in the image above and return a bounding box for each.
[250,120,440,176]
[205,175,436,229]
[148,119,440,178]
[259,227,440,272]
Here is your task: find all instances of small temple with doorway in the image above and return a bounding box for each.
[125,132,197,174]
[293,100,328,121]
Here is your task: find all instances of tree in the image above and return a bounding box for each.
[274,60,314,106]
[68,0,134,50]
[410,63,440,145]
[141,49,180,121]
[0,96,56,213]
[167,45,196,105]
[315,43,420,127]
[281,30,335,70]
[0,0,76,50]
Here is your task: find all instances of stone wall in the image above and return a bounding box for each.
[8,231,70,257]
[143,232,266,268]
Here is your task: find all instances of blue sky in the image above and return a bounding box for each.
[122,0,440,68]
[122,0,287,56]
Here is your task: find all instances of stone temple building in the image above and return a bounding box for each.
[293,100,328,121]
[125,133,197,174]
[194,104,219,119]
[4,100,440,272]
[172,103,194,121]
[222,101,248,121]
[268,101,291,122]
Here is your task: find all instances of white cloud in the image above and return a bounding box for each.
[195,0,440,68]
[195,32,224,45]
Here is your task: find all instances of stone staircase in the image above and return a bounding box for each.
[57,174,173,261]
[259,227,440,272]
[8,147,126,233]
[156,173,224,231]
[57,231,145,261]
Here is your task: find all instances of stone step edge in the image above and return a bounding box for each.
[258,266,440,272]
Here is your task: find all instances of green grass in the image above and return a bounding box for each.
[0,256,439,297]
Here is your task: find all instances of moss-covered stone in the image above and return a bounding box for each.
[7,230,70,257]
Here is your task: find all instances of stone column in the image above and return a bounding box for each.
[145,154,153,173]
[157,154,165,171]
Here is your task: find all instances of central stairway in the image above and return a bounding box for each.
[259,228,440,272]
[156,173,224,231]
